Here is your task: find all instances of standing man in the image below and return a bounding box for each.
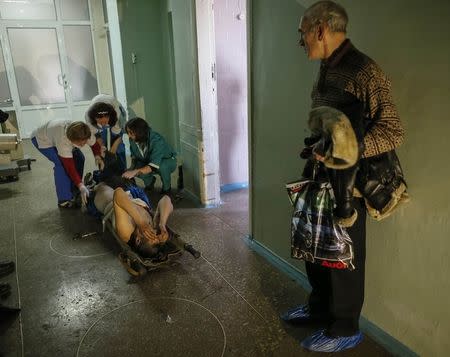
[281,1,404,352]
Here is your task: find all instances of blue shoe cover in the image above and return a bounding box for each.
[280,304,311,321]
[301,329,363,352]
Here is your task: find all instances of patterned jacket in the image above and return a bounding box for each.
[311,39,404,158]
[304,40,409,222]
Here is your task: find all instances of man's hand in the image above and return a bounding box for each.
[300,146,313,159]
[137,222,169,245]
[94,155,105,170]
[158,229,169,244]
[153,209,167,233]
[312,141,326,162]
[155,207,169,242]
[159,222,167,235]
[313,152,325,162]
[157,222,169,243]
[122,169,140,179]
[300,146,325,161]
[137,224,159,245]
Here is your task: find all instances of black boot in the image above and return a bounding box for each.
[0,260,14,279]
[0,304,21,321]
[0,282,11,299]
[0,305,20,314]
[146,176,156,192]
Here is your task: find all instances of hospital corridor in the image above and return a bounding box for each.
[0,0,448,356]
[0,141,391,356]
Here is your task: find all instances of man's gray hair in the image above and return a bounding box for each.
[304,1,348,33]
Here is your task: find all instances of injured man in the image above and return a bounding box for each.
[92,181,179,258]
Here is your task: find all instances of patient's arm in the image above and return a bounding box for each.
[113,187,153,243]
[153,195,173,235]
[110,136,122,154]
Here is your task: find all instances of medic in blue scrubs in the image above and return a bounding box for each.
[85,94,127,172]
[31,120,91,208]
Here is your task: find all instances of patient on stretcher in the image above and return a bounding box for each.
[92,180,179,259]
[84,134,180,259]
[114,187,172,257]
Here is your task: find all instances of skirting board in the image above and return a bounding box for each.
[243,236,419,357]
[180,188,220,208]
[220,182,248,193]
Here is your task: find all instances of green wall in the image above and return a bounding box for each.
[252,0,450,355]
[117,0,173,144]
[341,1,450,356]
[165,0,202,199]
[117,0,201,198]
[251,0,315,273]
[160,1,181,153]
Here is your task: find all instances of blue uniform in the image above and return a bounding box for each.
[85,94,127,171]
[31,119,84,203]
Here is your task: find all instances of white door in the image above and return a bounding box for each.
[0,39,13,110]
[195,0,221,206]
[0,0,100,138]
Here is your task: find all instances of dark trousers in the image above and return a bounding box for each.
[305,198,367,337]
[99,128,126,171]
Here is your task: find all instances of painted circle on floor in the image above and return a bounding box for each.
[50,230,112,258]
[76,298,226,357]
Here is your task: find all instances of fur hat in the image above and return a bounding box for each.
[308,106,359,169]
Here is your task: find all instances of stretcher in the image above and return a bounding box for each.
[101,202,201,278]
[1,112,35,182]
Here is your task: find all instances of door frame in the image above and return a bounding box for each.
[104,0,127,113]
[194,0,252,211]
[194,0,221,206]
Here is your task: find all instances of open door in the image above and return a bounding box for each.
[195,0,221,206]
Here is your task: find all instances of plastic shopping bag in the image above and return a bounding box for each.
[286,179,355,270]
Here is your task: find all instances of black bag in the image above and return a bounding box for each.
[355,150,409,220]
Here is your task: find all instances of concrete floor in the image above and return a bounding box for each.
[0,141,392,356]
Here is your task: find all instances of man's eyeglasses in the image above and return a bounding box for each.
[298,27,314,46]
[298,29,308,45]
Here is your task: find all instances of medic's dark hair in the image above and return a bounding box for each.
[87,102,118,127]
[125,117,150,143]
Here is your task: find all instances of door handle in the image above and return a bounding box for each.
[3,98,13,103]
[58,74,69,89]
[211,63,216,80]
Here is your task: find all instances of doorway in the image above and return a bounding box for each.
[195,0,249,212]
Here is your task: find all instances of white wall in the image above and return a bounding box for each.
[214,0,248,187]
